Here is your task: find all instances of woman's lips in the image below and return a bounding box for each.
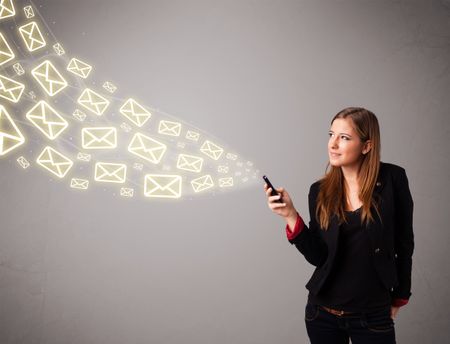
[330,153,341,157]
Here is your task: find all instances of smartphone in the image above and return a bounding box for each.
[262,175,283,203]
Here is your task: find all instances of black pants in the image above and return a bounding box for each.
[305,303,396,344]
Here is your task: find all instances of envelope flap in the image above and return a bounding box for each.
[130,100,150,116]
[0,33,13,57]
[84,128,115,142]
[49,148,71,165]
[19,22,34,35]
[98,163,125,177]
[89,90,107,105]
[46,63,65,83]
[0,75,23,90]
[148,175,180,190]
[0,107,24,140]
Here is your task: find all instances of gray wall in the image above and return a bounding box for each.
[1,0,449,343]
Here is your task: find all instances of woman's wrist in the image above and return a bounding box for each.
[285,208,298,222]
[285,209,299,231]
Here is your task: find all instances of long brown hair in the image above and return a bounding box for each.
[316,107,381,230]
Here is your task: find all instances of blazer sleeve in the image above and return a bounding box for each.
[288,184,328,267]
[391,167,414,300]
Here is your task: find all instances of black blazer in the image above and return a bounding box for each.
[289,161,414,301]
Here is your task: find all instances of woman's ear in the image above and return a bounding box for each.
[362,140,372,155]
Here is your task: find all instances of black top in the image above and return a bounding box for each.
[308,207,391,312]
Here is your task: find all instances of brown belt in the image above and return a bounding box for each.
[320,305,355,317]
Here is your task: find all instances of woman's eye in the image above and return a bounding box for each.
[341,136,348,140]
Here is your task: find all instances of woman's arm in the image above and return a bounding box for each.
[264,182,328,267]
[287,184,328,267]
[391,167,414,301]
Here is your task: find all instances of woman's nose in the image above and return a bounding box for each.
[330,138,338,148]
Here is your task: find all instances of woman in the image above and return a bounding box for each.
[265,107,414,344]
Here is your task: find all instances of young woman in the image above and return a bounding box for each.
[265,107,414,344]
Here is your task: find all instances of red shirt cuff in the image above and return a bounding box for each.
[286,213,305,240]
[391,298,409,307]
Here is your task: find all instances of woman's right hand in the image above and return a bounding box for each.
[264,183,297,219]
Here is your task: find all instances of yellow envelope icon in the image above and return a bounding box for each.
[36,146,73,178]
[31,60,67,96]
[0,32,14,66]
[102,81,117,93]
[0,74,25,103]
[191,175,214,193]
[158,120,181,136]
[128,133,166,164]
[200,140,224,160]
[82,127,117,150]
[218,165,229,173]
[176,154,203,173]
[73,109,86,122]
[67,58,92,79]
[133,162,143,170]
[53,43,64,56]
[24,5,34,19]
[13,63,24,75]
[0,105,25,156]
[119,98,152,127]
[17,156,30,169]
[76,152,91,162]
[120,188,134,197]
[18,21,46,52]
[226,153,238,160]
[77,88,109,116]
[0,0,15,19]
[120,122,132,132]
[26,101,68,140]
[219,177,234,188]
[70,178,89,190]
[185,130,200,141]
[144,174,182,199]
[95,162,127,183]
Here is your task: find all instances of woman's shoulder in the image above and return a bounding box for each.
[379,161,408,180]
[308,179,322,195]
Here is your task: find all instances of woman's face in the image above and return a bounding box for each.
[328,118,370,168]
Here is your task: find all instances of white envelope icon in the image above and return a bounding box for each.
[144,174,182,199]
[67,58,92,79]
[26,101,68,140]
[0,74,25,103]
[128,133,166,164]
[158,120,181,136]
[119,98,152,127]
[219,177,234,188]
[191,175,214,193]
[185,130,200,141]
[0,0,15,19]
[77,88,109,116]
[200,140,224,160]
[82,127,117,149]
[31,60,68,96]
[176,154,203,173]
[24,5,34,19]
[76,152,91,162]
[120,188,134,198]
[18,21,46,52]
[70,178,89,190]
[95,162,127,183]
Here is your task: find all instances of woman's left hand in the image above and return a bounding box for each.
[390,306,400,319]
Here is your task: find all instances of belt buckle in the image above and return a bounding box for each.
[324,306,345,316]
[335,309,344,316]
